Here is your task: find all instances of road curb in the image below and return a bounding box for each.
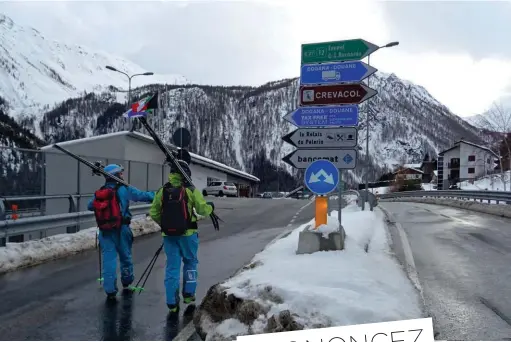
[377,206,426,312]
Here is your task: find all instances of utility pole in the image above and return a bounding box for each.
[364,41,399,198]
[105,65,154,131]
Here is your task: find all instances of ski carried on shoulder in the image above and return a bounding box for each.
[52,144,130,187]
[134,116,222,231]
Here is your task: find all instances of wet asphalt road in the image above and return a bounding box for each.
[0,197,316,340]
[381,202,511,341]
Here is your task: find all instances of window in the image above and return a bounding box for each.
[224,182,236,186]
[468,167,475,174]
[468,155,475,162]
[487,158,491,164]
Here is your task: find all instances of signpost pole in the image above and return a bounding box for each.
[338,169,343,230]
[315,196,328,229]
[364,55,371,206]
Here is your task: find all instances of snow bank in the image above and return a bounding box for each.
[457,171,510,191]
[193,205,423,340]
[421,183,436,191]
[382,197,511,219]
[0,216,160,274]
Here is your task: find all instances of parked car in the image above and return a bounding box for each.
[262,192,273,199]
[203,181,238,197]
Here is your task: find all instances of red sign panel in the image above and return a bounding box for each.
[299,84,377,106]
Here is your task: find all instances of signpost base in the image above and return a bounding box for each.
[296,227,345,255]
[314,196,328,228]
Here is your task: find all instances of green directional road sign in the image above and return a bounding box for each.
[301,39,379,64]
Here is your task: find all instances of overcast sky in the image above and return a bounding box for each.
[1,0,510,117]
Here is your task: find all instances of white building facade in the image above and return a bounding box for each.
[437,140,496,189]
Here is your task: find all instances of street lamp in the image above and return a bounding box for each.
[105,65,154,131]
[364,41,399,197]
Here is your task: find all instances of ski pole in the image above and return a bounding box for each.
[132,243,164,294]
[137,246,163,295]
[96,231,103,284]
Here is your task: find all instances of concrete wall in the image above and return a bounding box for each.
[124,136,166,165]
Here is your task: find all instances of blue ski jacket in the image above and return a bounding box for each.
[88,182,155,221]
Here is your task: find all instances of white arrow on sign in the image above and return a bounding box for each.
[281,127,358,149]
[309,169,334,184]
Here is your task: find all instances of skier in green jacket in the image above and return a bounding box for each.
[149,160,214,314]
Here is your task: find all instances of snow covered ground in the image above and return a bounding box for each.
[0,215,160,274]
[457,171,510,191]
[194,204,424,340]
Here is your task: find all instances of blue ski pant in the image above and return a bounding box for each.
[98,225,134,295]
[163,233,199,306]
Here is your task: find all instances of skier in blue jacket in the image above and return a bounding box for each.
[88,164,155,299]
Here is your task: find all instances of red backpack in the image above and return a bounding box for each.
[92,184,122,231]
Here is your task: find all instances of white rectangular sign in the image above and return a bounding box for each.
[282,127,358,149]
[282,148,358,169]
[237,318,435,342]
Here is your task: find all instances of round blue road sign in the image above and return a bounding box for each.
[304,160,340,196]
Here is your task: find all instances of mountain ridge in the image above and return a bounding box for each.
[0,12,488,192]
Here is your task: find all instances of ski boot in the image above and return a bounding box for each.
[183,293,196,317]
[167,289,181,316]
[105,291,118,303]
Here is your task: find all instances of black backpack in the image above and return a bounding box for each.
[159,183,194,236]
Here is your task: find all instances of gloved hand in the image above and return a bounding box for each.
[148,191,156,203]
[207,201,215,211]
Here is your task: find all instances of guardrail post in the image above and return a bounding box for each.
[0,200,5,247]
[146,163,150,191]
[67,195,79,234]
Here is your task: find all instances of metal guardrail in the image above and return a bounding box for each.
[0,204,151,247]
[379,190,511,204]
[0,191,160,247]
[0,194,95,220]
[342,190,364,209]
[284,186,304,198]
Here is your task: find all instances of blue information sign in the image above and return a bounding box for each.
[300,61,377,85]
[283,105,359,127]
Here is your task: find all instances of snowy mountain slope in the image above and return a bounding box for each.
[0,13,188,125]
[30,72,483,187]
[463,114,483,128]
[0,12,487,191]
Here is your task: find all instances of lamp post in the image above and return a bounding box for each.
[105,65,154,131]
[364,41,399,197]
